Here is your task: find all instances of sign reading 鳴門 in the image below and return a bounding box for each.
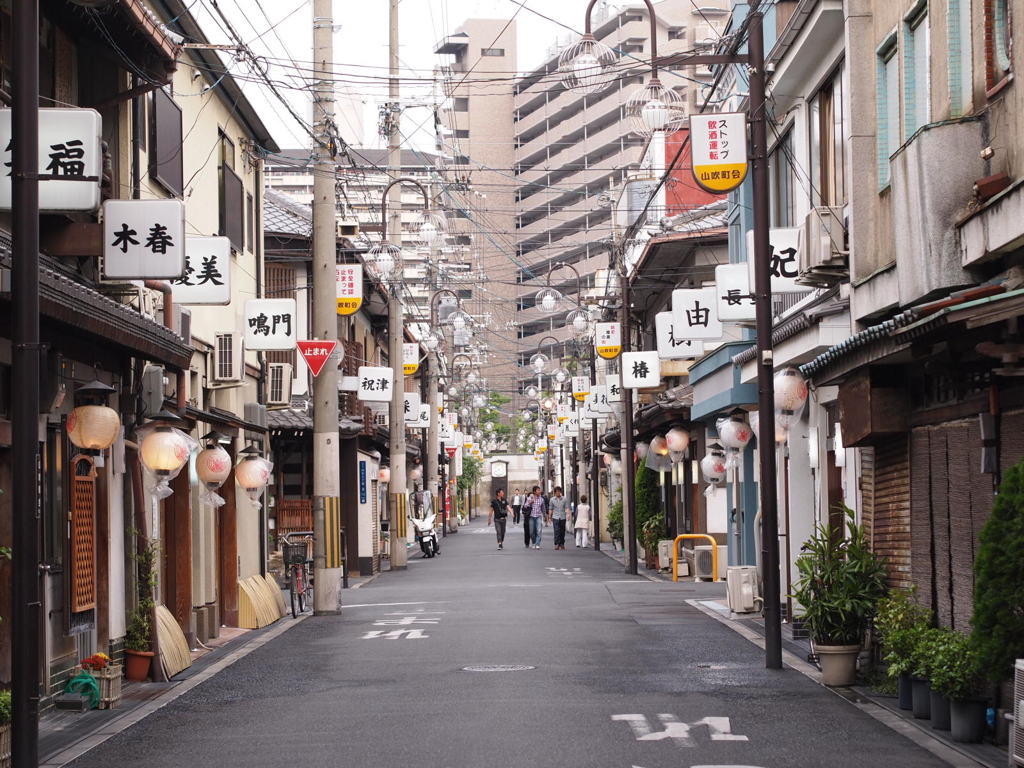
[173,236,231,305]
[0,108,102,211]
[244,299,297,350]
[102,199,185,279]
[336,264,363,315]
[297,339,338,377]
[690,112,748,194]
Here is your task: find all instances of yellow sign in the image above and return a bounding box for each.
[571,376,590,403]
[690,113,748,194]
[403,342,419,376]
[336,264,363,316]
[595,322,621,360]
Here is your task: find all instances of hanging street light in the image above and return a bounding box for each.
[67,380,120,458]
[235,445,273,503]
[557,28,616,94]
[534,286,563,314]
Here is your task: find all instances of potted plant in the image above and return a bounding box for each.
[125,540,157,682]
[928,629,986,742]
[0,689,10,768]
[634,458,661,569]
[639,516,667,570]
[80,652,123,709]
[607,500,623,550]
[792,507,887,686]
[907,627,943,720]
[875,588,932,710]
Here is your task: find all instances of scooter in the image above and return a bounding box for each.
[409,513,440,558]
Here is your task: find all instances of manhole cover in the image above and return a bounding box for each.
[462,664,535,673]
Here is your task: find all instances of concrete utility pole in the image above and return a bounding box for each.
[311,0,343,612]
[387,0,408,569]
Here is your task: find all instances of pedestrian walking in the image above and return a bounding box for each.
[548,487,568,549]
[511,488,523,524]
[574,495,592,548]
[525,485,546,548]
[489,488,511,550]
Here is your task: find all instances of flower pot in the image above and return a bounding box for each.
[124,649,154,682]
[910,677,931,719]
[929,690,951,731]
[815,643,861,686]
[897,673,913,710]
[949,698,986,743]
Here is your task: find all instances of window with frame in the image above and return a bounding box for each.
[453,97,469,112]
[246,191,255,253]
[809,65,846,207]
[218,131,244,251]
[769,129,796,227]
[876,38,900,189]
[947,0,973,116]
[986,0,1012,89]
[903,3,930,139]
[480,48,505,57]
[149,89,184,196]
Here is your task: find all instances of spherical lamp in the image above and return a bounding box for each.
[552,366,569,385]
[235,446,272,502]
[700,443,728,484]
[650,434,669,456]
[717,412,753,450]
[665,426,690,454]
[635,441,649,460]
[196,437,232,490]
[567,307,592,338]
[534,287,563,314]
[367,241,402,282]
[558,34,616,94]
[67,380,121,454]
[447,309,472,331]
[417,211,447,247]
[530,353,549,374]
[378,466,391,483]
[525,384,540,399]
[625,78,687,137]
[774,366,809,414]
[140,424,192,477]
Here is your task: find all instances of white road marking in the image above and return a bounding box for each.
[344,601,450,608]
[372,616,441,626]
[361,629,429,639]
[611,714,748,746]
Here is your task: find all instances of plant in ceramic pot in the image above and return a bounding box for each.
[907,627,945,720]
[928,630,986,742]
[792,506,887,686]
[124,541,158,682]
[875,588,932,710]
[607,500,624,549]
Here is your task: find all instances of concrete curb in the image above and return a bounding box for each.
[598,547,661,582]
[685,599,988,768]
[41,615,310,768]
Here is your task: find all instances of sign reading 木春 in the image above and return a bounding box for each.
[594,322,622,360]
[655,311,703,360]
[172,237,231,305]
[336,264,363,315]
[403,343,420,376]
[102,199,185,280]
[690,112,748,193]
[297,339,338,377]
[715,263,757,321]
[621,351,661,389]
[244,299,297,350]
[356,366,394,402]
[0,108,102,211]
[746,227,807,294]
[571,376,591,402]
[672,288,723,341]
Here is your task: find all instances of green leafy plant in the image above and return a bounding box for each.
[124,607,151,653]
[126,539,158,653]
[929,629,985,701]
[634,457,661,532]
[0,689,10,725]
[792,506,888,646]
[971,458,1024,680]
[639,514,667,556]
[456,455,482,496]
[607,500,624,542]
[875,588,932,679]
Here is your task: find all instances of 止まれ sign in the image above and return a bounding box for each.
[172,237,231,305]
[297,340,338,377]
[244,299,297,351]
[102,199,185,279]
[671,288,723,341]
[0,108,102,211]
[356,366,394,402]
[336,264,363,315]
[655,311,703,360]
[690,112,748,194]
[621,351,660,389]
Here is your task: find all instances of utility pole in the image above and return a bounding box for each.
[619,248,637,575]
[387,0,408,569]
[12,2,42,764]
[311,0,343,613]
[589,349,601,552]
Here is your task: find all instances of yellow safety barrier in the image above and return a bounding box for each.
[671,534,720,583]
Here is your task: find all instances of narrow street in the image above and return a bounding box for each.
[67,521,944,768]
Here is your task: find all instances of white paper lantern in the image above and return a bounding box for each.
[635,441,649,460]
[236,454,272,501]
[650,434,669,456]
[665,427,690,454]
[140,427,192,475]
[700,444,728,484]
[378,466,391,483]
[196,445,232,489]
[750,410,789,444]
[774,367,809,413]
[717,413,753,450]
[409,466,423,481]
[611,458,622,475]
[67,404,121,452]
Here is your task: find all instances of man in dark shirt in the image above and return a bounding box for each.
[489,488,511,550]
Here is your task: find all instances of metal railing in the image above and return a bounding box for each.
[671,534,719,583]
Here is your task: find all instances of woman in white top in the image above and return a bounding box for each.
[574,494,592,548]
[511,489,523,524]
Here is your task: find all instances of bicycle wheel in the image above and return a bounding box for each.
[296,567,306,613]
[289,566,299,619]
[303,566,313,611]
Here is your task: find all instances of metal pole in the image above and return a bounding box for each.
[12,2,41,764]
[620,251,637,574]
[387,0,408,569]
[747,11,782,670]
[590,349,601,552]
[425,354,439,526]
[311,0,342,613]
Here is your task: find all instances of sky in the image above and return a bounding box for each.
[190,0,609,154]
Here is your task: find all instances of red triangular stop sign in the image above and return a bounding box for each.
[297,339,338,377]
[445,446,457,458]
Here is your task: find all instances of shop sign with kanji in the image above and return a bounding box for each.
[715,263,756,321]
[671,288,724,341]
[102,199,185,279]
[605,373,623,402]
[592,385,613,414]
[571,376,591,402]
[403,342,420,375]
[172,237,231,305]
[565,412,580,435]
[403,392,422,425]
[594,322,622,360]
[417,403,431,427]
[621,351,661,389]
[689,112,748,194]
[439,423,454,443]
[336,263,363,315]
[297,339,338,377]
[0,108,102,211]
[582,393,605,422]
[556,403,571,424]
[356,366,394,403]
[745,227,806,294]
[244,298,297,351]
[655,311,703,360]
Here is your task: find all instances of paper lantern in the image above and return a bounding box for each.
[717,413,753,450]
[750,410,789,444]
[236,453,272,501]
[140,427,191,475]
[650,434,669,456]
[665,426,690,454]
[409,466,423,481]
[196,445,231,489]
[378,466,391,483]
[774,367,809,413]
[700,444,728,484]
[67,404,121,452]
[635,441,649,460]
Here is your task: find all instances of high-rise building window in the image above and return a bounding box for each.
[809,64,845,207]
[481,48,505,57]
[453,97,469,112]
[876,36,900,188]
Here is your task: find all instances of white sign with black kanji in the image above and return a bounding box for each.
[671,288,723,341]
[417,403,431,427]
[244,298,297,350]
[621,351,660,389]
[715,263,756,322]
[403,392,422,425]
[656,311,703,360]
[356,366,395,403]
[172,237,231,305]
[102,199,185,280]
[746,227,807,294]
[606,373,623,403]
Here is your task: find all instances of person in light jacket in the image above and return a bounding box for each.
[511,488,523,525]
[574,495,592,548]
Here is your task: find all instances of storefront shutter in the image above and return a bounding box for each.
[867,436,912,590]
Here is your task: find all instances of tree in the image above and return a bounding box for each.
[971,459,1024,679]
[634,457,664,562]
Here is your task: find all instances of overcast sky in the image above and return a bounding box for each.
[193,0,607,153]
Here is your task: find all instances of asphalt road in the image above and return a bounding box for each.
[69,518,947,768]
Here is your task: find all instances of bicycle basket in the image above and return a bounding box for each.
[282,541,310,565]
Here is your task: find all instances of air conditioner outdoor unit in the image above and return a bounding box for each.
[213,332,243,383]
[1012,658,1024,765]
[657,539,674,571]
[267,363,293,406]
[694,544,728,580]
[798,206,847,288]
[726,565,759,613]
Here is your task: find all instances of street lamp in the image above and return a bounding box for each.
[196,431,232,507]
[529,353,549,374]
[235,444,273,503]
[138,411,195,500]
[557,22,616,94]
[67,380,120,459]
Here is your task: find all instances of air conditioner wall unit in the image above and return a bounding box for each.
[1012,658,1024,765]
[694,544,728,580]
[213,332,243,383]
[267,363,293,406]
[726,565,759,613]
[798,206,847,288]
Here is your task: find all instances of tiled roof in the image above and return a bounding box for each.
[264,189,311,238]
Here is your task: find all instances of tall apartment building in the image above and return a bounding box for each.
[434,19,519,392]
[513,1,729,385]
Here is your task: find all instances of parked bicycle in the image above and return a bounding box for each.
[281,531,314,619]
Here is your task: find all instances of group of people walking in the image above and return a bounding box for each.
[488,486,592,550]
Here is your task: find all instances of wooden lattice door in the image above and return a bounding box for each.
[70,456,98,613]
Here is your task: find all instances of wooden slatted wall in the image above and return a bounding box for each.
[70,457,97,613]
[867,437,912,590]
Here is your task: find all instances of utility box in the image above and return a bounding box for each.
[727,565,760,613]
